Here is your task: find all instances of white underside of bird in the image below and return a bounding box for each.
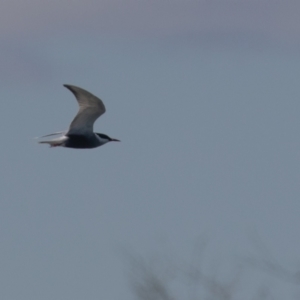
[38,135,69,147]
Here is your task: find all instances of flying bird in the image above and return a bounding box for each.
[38,84,120,149]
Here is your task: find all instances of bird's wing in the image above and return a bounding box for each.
[64,84,106,135]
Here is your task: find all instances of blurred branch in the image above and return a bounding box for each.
[128,255,175,300]
[246,231,300,285]
[127,241,242,300]
[125,235,298,300]
[245,256,300,285]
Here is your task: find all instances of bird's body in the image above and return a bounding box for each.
[38,85,119,149]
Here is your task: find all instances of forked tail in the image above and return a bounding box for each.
[38,136,69,147]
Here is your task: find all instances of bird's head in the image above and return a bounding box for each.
[96,133,120,144]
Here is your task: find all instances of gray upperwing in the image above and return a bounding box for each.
[64,85,106,135]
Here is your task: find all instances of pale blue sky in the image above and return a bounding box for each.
[1,1,300,299]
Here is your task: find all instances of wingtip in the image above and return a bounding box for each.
[63,84,83,95]
[63,84,78,95]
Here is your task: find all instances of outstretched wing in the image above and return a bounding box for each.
[64,84,106,135]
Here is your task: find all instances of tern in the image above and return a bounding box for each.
[38,84,120,149]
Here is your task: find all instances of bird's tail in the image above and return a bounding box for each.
[34,131,67,139]
[38,136,69,147]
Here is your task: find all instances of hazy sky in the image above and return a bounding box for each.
[1,1,300,299]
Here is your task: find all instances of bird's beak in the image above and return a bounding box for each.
[111,138,120,142]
